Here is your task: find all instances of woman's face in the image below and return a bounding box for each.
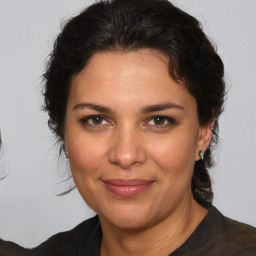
[65,49,210,230]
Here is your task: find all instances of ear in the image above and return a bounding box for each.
[195,120,214,161]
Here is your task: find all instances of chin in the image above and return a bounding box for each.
[99,203,156,230]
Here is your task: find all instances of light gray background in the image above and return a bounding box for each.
[0,0,255,248]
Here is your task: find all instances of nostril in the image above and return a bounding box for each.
[108,145,147,169]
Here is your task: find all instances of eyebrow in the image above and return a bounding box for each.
[73,103,113,113]
[73,102,184,114]
[140,102,184,114]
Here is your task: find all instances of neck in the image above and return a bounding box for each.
[100,196,207,256]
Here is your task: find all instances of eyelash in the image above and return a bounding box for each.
[80,115,176,129]
[80,115,111,128]
[146,116,176,128]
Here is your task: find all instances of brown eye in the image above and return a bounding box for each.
[80,115,110,128]
[91,116,104,125]
[152,116,166,125]
[147,116,176,128]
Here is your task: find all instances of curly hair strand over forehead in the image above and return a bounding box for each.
[43,0,226,207]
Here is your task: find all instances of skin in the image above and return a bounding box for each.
[64,49,213,255]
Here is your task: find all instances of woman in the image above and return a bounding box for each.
[1,0,256,255]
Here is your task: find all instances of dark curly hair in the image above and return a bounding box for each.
[43,0,225,207]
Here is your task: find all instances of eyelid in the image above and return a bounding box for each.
[80,115,112,126]
[145,115,176,127]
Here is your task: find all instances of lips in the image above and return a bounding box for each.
[102,179,154,197]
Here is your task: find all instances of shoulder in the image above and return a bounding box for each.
[203,207,256,255]
[0,239,33,256]
[0,216,100,256]
[31,215,100,256]
[219,213,256,255]
[177,206,256,256]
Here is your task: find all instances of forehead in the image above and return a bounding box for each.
[69,49,196,111]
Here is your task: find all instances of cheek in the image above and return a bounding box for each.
[148,131,198,173]
[148,133,197,203]
[67,134,107,179]
[66,135,108,211]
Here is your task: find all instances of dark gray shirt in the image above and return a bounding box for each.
[1,206,256,255]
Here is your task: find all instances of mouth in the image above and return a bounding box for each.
[102,179,155,197]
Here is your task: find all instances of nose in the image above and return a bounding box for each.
[108,127,147,169]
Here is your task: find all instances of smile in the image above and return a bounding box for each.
[102,179,155,197]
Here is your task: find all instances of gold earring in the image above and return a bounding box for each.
[199,150,204,160]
